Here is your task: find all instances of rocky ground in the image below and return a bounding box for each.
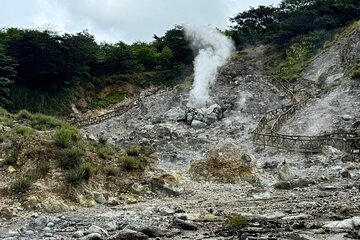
[1,26,360,240]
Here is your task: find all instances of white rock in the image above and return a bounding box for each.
[85,225,108,237]
[7,166,16,173]
[282,214,310,220]
[323,218,354,230]
[42,197,68,213]
[191,120,207,128]
[93,192,106,204]
[353,216,360,228]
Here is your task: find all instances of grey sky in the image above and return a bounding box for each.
[0,0,281,43]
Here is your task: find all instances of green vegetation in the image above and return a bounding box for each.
[227,214,248,228]
[58,147,85,170]
[120,154,145,170]
[89,91,125,109]
[104,165,120,176]
[352,62,360,79]
[11,125,35,137]
[0,25,192,115]
[126,145,141,157]
[10,177,33,194]
[4,153,17,165]
[53,126,81,148]
[65,162,95,185]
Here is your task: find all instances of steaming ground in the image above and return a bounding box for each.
[184,25,234,108]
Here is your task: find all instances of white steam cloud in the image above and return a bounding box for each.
[184,25,234,108]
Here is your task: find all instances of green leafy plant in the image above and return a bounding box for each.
[120,155,144,170]
[65,162,95,184]
[10,177,33,194]
[58,147,85,170]
[4,153,17,166]
[227,214,248,228]
[11,125,35,137]
[53,126,81,148]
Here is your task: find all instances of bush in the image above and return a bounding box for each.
[38,161,50,176]
[227,214,248,228]
[16,109,33,120]
[104,165,120,176]
[12,125,36,137]
[98,134,108,145]
[352,63,360,79]
[97,145,116,159]
[54,126,81,148]
[10,177,33,194]
[30,113,64,130]
[120,155,144,170]
[59,147,85,169]
[126,145,141,156]
[4,153,17,166]
[65,162,95,184]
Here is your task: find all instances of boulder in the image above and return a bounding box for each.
[108,229,148,240]
[188,142,258,184]
[277,161,292,181]
[185,104,223,126]
[42,197,68,213]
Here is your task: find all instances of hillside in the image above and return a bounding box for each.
[0,20,359,240]
[1,1,360,240]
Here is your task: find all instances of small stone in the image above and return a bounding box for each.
[191,120,207,128]
[342,114,352,121]
[282,214,310,220]
[158,207,175,216]
[44,232,53,237]
[85,225,108,237]
[0,158,5,167]
[23,230,35,235]
[103,221,119,232]
[323,218,354,230]
[353,216,360,228]
[7,230,19,237]
[93,192,106,204]
[7,166,16,173]
[0,207,13,219]
[72,230,85,238]
[108,229,148,240]
[42,197,68,213]
[131,183,145,194]
[47,222,55,228]
[43,227,51,232]
[80,233,103,240]
[341,170,351,178]
[172,218,198,230]
[34,216,48,228]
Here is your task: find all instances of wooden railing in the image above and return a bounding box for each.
[252,79,360,154]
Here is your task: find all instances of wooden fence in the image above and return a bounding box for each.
[252,79,360,154]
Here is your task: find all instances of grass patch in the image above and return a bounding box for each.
[65,162,95,185]
[352,63,360,79]
[120,155,145,171]
[104,165,120,176]
[4,153,17,166]
[10,177,33,194]
[11,125,35,137]
[58,147,85,170]
[30,113,64,130]
[53,126,81,148]
[227,214,248,228]
[89,91,125,109]
[126,145,141,157]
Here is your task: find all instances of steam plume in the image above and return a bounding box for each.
[184,25,234,108]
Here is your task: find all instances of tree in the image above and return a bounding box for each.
[0,53,17,107]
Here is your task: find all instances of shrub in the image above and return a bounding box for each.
[98,134,108,145]
[126,145,141,156]
[59,147,85,169]
[24,169,40,182]
[4,153,17,166]
[54,126,81,148]
[104,165,120,176]
[227,214,248,228]
[38,161,50,176]
[65,162,95,184]
[30,113,64,130]
[10,177,33,194]
[120,155,144,170]
[352,63,360,79]
[97,146,116,159]
[16,109,33,120]
[12,125,36,137]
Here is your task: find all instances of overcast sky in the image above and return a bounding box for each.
[0,0,281,43]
